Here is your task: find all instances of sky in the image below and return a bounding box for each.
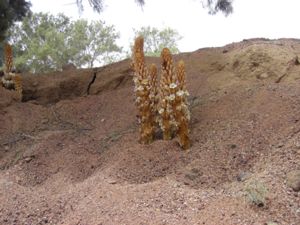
[30,0,300,52]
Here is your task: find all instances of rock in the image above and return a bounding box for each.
[183,181,190,185]
[108,180,117,184]
[230,144,237,149]
[191,168,200,174]
[42,217,49,223]
[41,119,48,124]
[237,171,251,182]
[276,143,284,148]
[286,170,300,192]
[184,168,203,181]
[185,172,197,181]
[259,73,269,79]
[265,222,279,225]
[256,72,271,80]
[24,157,33,163]
[22,149,35,159]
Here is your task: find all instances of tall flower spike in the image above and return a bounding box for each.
[132,36,155,144]
[1,43,23,101]
[174,60,190,149]
[4,43,13,74]
[132,36,145,84]
[13,75,23,101]
[149,63,159,124]
[159,48,177,140]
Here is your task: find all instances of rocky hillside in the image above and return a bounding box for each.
[0,38,299,225]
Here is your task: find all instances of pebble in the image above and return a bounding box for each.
[265,222,279,225]
[286,170,300,192]
[24,157,33,163]
[237,172,251,182]
[108,180,117,184]
[41,119,48,124]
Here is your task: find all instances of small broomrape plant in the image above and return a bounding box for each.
[159,48,178,140]
[1,43,22,100]
[174,60,190,149]
[132,36,156,144]
[13,75,23,99]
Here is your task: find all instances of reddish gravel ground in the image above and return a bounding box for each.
[0,38,299,225]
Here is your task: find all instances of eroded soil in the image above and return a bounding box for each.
[0,38,299,225]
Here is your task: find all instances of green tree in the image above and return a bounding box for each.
[8,13,121,73]
[204,0,233,15]
[76,0,233,15]
[133,26,182,56]
[9,13,73,73]
[0,0,31,42]
[69,20,122,68]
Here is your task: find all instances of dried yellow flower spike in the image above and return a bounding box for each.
[132,36,145,85]
[174,60,190,149]
[12,75,23,101]
[4,43,13,74]
[159,48,177,140]
[1,43,23,101]
[149,63,159,123]
[132,36,155,144]
[177,60,187,90]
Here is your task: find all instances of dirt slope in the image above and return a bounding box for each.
[0,38,299,225]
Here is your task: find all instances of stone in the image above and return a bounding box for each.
[237,171,251,182]
[286,170,300,192]
[24,157,33,163]
[41,119,48,124]
[259,73,269,79]
[4,145,9,151]
[108,180,117,184]
[185,172,197,181]
[265,222,279,225]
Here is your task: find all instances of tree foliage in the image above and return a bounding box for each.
[8,13,122,73]
[203,0,233,16]
[69,19,121,68]
[0,0,31,41]
[133,26,182,56]
[76,0,145,12]
[77,0,233,15]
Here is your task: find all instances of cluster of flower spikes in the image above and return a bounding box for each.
[159,48,190,149]
[132,36,157,144]
[1,43,22,100]
[132,37,190,149]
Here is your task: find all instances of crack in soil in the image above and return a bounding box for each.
[86,70,97,95]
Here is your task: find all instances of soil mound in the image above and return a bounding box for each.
[0,38,299,225]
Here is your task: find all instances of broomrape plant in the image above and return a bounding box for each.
[132,36,156,144]
[1,43,22,100]
[132,36,191,149]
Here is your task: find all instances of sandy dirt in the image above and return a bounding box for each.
[0,38,300,225]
